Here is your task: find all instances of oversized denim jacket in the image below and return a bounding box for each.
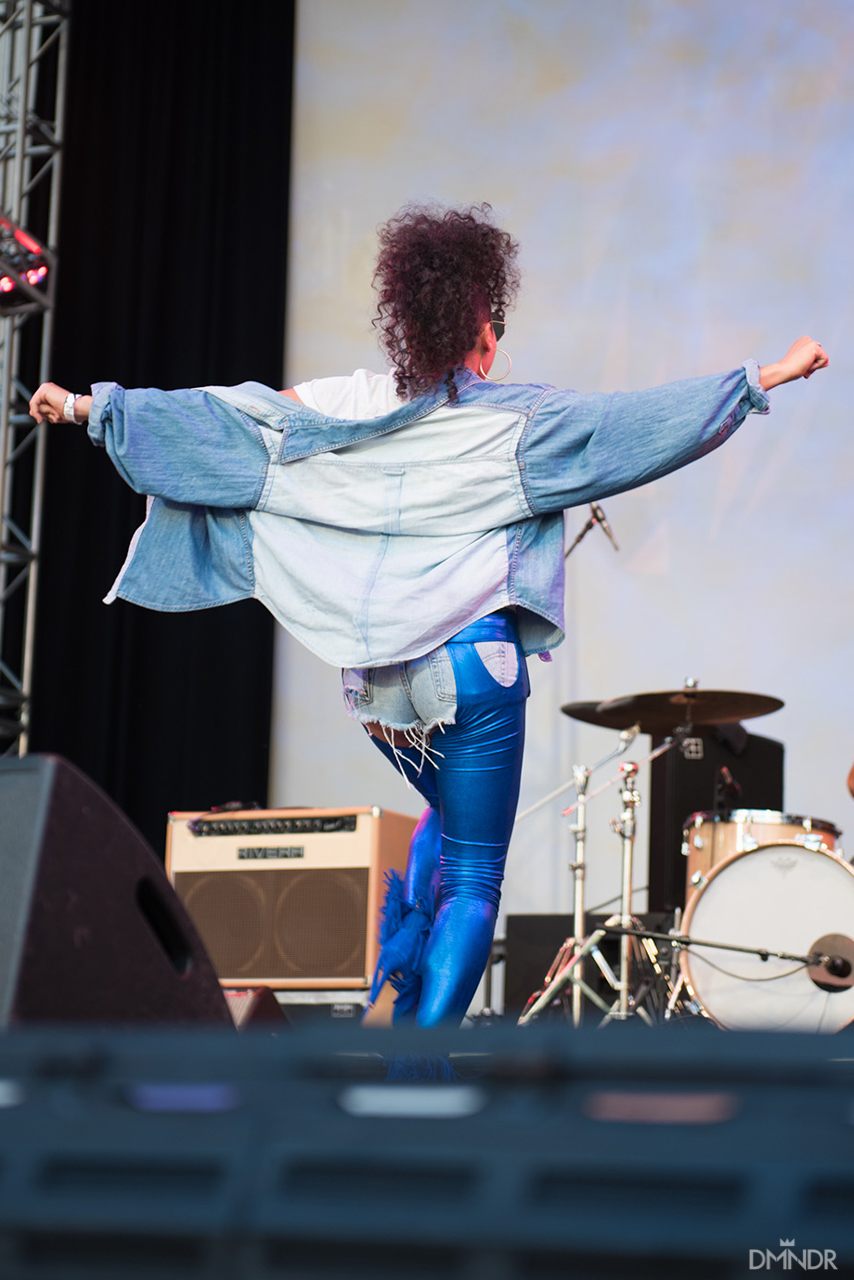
[87,363,768,667]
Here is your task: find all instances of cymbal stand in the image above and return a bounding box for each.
[519,735,677,1028]
[563,730,641,1026]
[567,751,636,1026]
[608,761,640,1020]
[514,723,638,825]
[587,752,671,1025]
[568,762,590,1028]
[517,739,632,1029]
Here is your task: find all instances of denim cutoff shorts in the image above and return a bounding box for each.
[341,610,528,739]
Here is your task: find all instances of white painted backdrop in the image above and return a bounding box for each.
[271,0,854,1010]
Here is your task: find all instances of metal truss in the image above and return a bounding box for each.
[0,1,69,754]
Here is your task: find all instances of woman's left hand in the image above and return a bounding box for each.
[29,382,92,423]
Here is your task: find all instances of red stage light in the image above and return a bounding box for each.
[0,216,53,313]
[14,228,42,255]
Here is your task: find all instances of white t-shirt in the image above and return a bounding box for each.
[293,368,404,418]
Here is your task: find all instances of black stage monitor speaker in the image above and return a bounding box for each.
[648,729,784,912]
[0,754,232,1026]
[2,1024,854,1278]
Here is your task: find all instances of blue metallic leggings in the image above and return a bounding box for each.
[369,612,528,1026]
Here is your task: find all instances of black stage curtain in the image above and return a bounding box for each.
[28,0,295,854]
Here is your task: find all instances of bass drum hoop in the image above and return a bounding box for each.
[681,843,854,1034]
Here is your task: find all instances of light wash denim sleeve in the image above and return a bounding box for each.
[112,499,256,611]
[87,382,270,507]
[519,361,769,513]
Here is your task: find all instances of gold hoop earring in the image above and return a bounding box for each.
[479,348,512,382]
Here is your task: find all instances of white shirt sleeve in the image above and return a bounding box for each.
[292,369,404,419]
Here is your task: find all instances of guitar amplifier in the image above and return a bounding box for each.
[166,806,416,988]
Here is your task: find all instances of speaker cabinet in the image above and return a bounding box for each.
[648,729,784,912]
[166,807,416,988]
[0,754,232,1026]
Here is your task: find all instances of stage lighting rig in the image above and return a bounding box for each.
[0,214,54,315]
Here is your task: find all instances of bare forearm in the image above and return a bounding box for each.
[759,336,828,390]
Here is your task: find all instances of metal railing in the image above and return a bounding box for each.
[0,0,69,753]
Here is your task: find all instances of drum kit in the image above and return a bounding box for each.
[517,683,854,1035]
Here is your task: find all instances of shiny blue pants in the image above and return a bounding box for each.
[368,612,528,1026]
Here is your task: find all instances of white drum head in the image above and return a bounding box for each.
[681,844,854,1033]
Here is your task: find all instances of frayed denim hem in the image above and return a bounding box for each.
[345,702,454,785]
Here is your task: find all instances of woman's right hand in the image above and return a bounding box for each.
[759,337,828,390]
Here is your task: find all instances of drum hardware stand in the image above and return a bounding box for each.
[517,928,614,1024]
[608,762,639,1019]
[663,908,691,1020]
[517,740,640,1029]
[568,762,590,1028]
[519,727,714,1029]
[566,757,653,1026]
[596,761,661,1024]
[662,968,704,1021]
[621,917,675,1022]
[513,725,637,825]
[591,725,696,1024]
[560,735,679,819]
[514,728,639,1027]
[518,918,668,1027]
[519,736,684,1028]
[565,737,680,1025]
[664,972,688,1019]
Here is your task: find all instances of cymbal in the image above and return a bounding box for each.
[561,689,784,733]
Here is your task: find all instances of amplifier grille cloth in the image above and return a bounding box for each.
[173,868,369,980]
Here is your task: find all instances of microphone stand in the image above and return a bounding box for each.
[564,502,620,559]
[600,925,846,971]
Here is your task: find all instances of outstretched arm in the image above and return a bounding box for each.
[28,381,273,507]
[28,336,827,426]
[521,334,830,515]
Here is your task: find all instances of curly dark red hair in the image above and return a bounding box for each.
[372,202,520,401]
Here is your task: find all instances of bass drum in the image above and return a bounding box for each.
[682,809,842,895]
[681,843,854,1033]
